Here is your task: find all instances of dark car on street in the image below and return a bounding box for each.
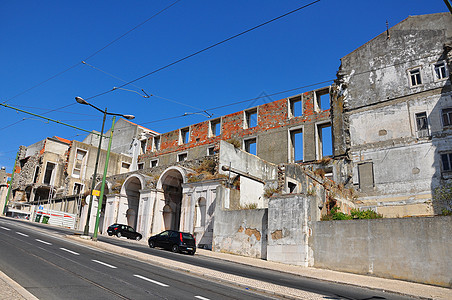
[148,230,196,255]
[107,224,142,241]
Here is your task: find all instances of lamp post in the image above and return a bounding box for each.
[75,97,134,238]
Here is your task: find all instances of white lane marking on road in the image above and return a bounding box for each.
[133,274,169,287]
[60,248,80,255]
[92,260,117,269]
[0,226,11,231]
[35,239,52,245]
[16,232,29,237]
[195,296,210,300]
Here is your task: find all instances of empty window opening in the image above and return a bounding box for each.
[151,159,158,168]
[137,162,144,170]
[73,183,83,195]
[290,129,303,163]
[177,152,188,162]
[288,95,302,118]
[441,153,452,173]
[210,119,221,137]
[409,68,422,86]
[43,162,56,185]
[442,108,452,127]
[180,128,190,144]
[315,89,330,111]
[288,182,297,193]
[318,124,333,158]
[121,162,130,174]
[72,149,87,179]
[140,139,147,155]
[358,162,374,191]
[33,166,40,184]
[244,138,257,155]
[244,109,258,129]
[415,112,429,137]
[207,146,215,156]
[153,136,160,151]
[434,61,447,80]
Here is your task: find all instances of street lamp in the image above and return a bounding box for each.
[75,97,134,239]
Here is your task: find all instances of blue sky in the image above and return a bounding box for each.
[0,0,447,172]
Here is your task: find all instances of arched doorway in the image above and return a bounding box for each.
[159,169,183,231]
[123,177,141,229]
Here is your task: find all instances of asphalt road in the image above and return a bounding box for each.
[0,218,272,300]
[2,218,417,300]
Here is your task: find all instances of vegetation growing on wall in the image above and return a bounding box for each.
[321,206,383,221]
[263,186,280,198]
[226,138,241,148]
[433,182,452,214]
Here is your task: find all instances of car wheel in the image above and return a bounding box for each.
[148,240,155,248]
[116,232,122,238]
[171,244,179,253]
[136,235,141,241]
[188,251,195,255]
[108,233,113,236]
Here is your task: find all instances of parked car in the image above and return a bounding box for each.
[148,230,196,255]
[107,224,142,241]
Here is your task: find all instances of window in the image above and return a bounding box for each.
[244,138,257,155]
[153,136,160,152]
[315,88,330,111]
[441,153,452,173]
[244,108,258,129]
[33,166,40,184]
[317,123,332,158]
[177,152,188,162]
[140,139,147,155]
[72,149,87,179]
[442,108,452,127]
[415,112,429,137]
[358,162,374,191]
[209,119,221,137]
[73,183,84,195]
[151,159,158,168]
[288,95,302,118]
[409,68,422,86]
[207,146,215,156]
[43,162,56,185]
[137,162,144,170]
[180,128,190,144]
[121,162,130,174]
[289,128,303,163]
[434,61,448,80]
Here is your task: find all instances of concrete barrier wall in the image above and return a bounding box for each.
[311,216,452,287]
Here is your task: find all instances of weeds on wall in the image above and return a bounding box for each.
[226,138,241,148]
[263,186,280,198]
[238,203,258,210]
[433,182,452,213]
[321,206,383,221]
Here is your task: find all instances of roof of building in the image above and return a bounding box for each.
[52,136,72,144]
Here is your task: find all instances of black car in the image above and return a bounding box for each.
[107,224,142,241]
[148,230,196,255]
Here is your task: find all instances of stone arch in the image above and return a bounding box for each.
[157,166,191,231]
[120,174,146,229]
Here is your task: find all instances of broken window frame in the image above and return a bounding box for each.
[316,122,333,159]
[408,67,423,87]
[209,118,221,137]
[243,137,257,155]
[441,108,452,128]
[73,183,84,195]
[150,159,158,168]
[43,161,56,185]
[414,111,430,138]
[72,148,87,179]
[152,136,161,152]
[179,127,190,145]
[137,162,144,170]
[207,146,215,156]
[288,95,303,118]
[32,166,40,184]
[177,152,188,162]
[140,139,147,155]
[244,108,258,129]
[121,162,130,174]
[314,87,330,112]
[289,127,303,163]
[433,61,448,81]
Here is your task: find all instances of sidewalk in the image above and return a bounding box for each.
[0,270,38,300]
[66,235,452,299]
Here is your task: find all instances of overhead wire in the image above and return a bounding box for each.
[83,0,322,101]
[3,0,181,104]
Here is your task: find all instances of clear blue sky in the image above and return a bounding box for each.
[0,0,447,172]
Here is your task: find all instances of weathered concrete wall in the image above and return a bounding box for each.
[213,185,268,258]
[311,216,452,287]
